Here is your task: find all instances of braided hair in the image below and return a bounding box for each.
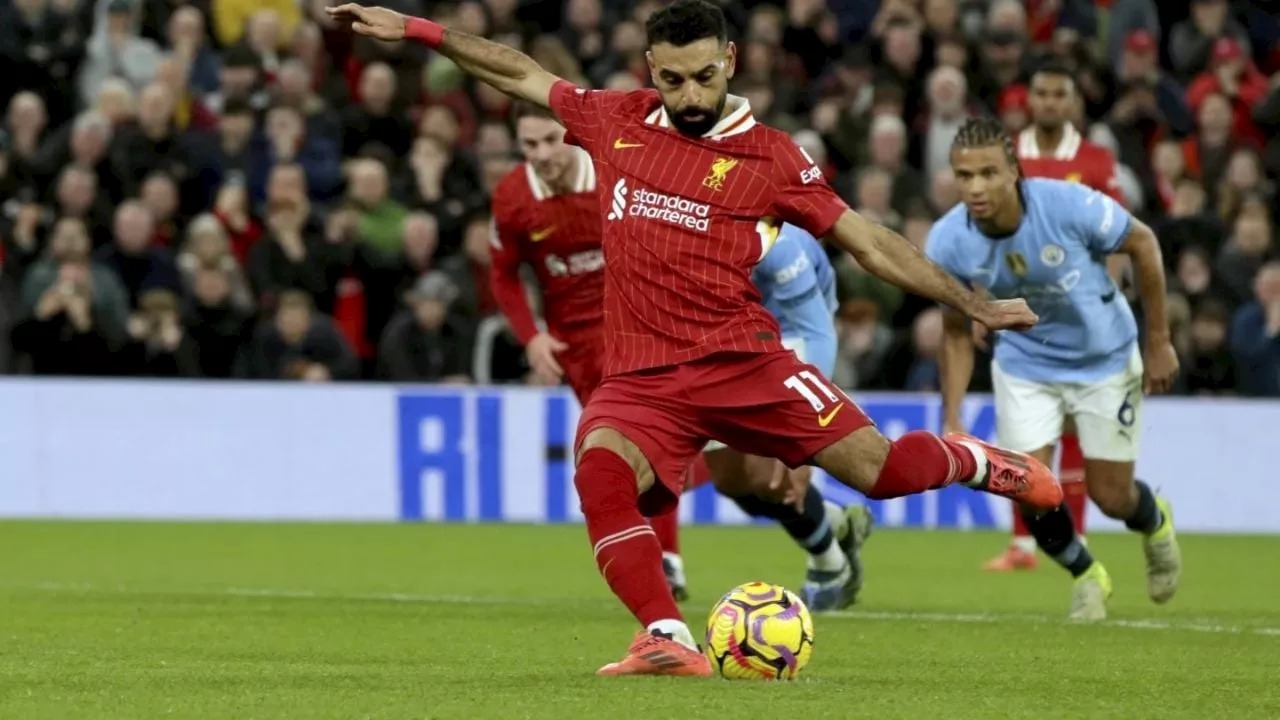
[951,116,1023,179]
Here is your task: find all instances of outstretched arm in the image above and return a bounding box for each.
[326,4,561,107]
[827,211,1037,331]
[769,140,1036,332]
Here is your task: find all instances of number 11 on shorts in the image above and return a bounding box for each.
[784,371,846,427]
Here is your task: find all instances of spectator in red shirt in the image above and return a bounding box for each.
[1118,29,1194,137]
[211,180,262,264]
[1187,37,1269,146]
[1183,91,1250,194]
[998,83,1030,134]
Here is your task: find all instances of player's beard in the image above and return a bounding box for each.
[668,94,727,138]
[1034,117,1064,134]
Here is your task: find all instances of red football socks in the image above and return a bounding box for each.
[867,430,977,499]
[577,448,683,626]
[1012,505,1032,538]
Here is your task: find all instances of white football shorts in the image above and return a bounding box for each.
[991,345,1143,462]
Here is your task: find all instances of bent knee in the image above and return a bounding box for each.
[577,426,655,494]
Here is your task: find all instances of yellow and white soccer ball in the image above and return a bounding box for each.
[704,581,814,680]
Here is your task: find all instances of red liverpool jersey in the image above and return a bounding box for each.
[490,147,604,345]
[548,81,848,377]
[1016,124,1124,203]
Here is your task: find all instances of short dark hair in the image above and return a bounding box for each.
[1194,298,1230,325]
[464,207,492,228]
[267,102,303,120]
[1031,62,1076,87]
[277,289,314,312]
[222,98,254,117]
[223,44,261,71]
[645,0,727,48]
[511,100,557,123]
[353,143,397,171]
[872,82,905,107]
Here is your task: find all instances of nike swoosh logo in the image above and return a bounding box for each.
[530,227,555,242]
[613,139,643,149]
[818,404,844,427]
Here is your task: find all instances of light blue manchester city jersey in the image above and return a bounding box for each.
[925,178,1137,383]
[754,224,838,377]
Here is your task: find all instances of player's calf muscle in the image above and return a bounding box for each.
[1028,446,1055,466]
[1083,459,1137,518]
[812,427,891,494]
[702,449,750,496]
[578,427,656,494]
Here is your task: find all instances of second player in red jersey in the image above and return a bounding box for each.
[983,64,1125,573]
[489,102,606,402]
[330,0,1063,678]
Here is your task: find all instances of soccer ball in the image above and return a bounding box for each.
[704,581,814,680]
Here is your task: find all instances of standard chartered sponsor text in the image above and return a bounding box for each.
[628,188,711,232]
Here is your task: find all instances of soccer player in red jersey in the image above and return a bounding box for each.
[329,0,1063,677]
[981,63,1127,573]
[1016,65,1125,203]
[491,102,869,610]
[489,101,608,401]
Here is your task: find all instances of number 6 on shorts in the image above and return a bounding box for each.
[1117,390,1136,428]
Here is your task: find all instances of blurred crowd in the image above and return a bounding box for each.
[0,0,1278,395]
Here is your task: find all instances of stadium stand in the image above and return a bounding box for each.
[0,0,1276,396]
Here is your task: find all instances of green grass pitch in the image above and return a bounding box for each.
[3,522,1279,719]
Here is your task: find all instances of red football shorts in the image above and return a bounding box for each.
[558,331,605,405]
[574,350,873,516]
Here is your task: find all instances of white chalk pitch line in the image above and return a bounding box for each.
[16,582,1280,638]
